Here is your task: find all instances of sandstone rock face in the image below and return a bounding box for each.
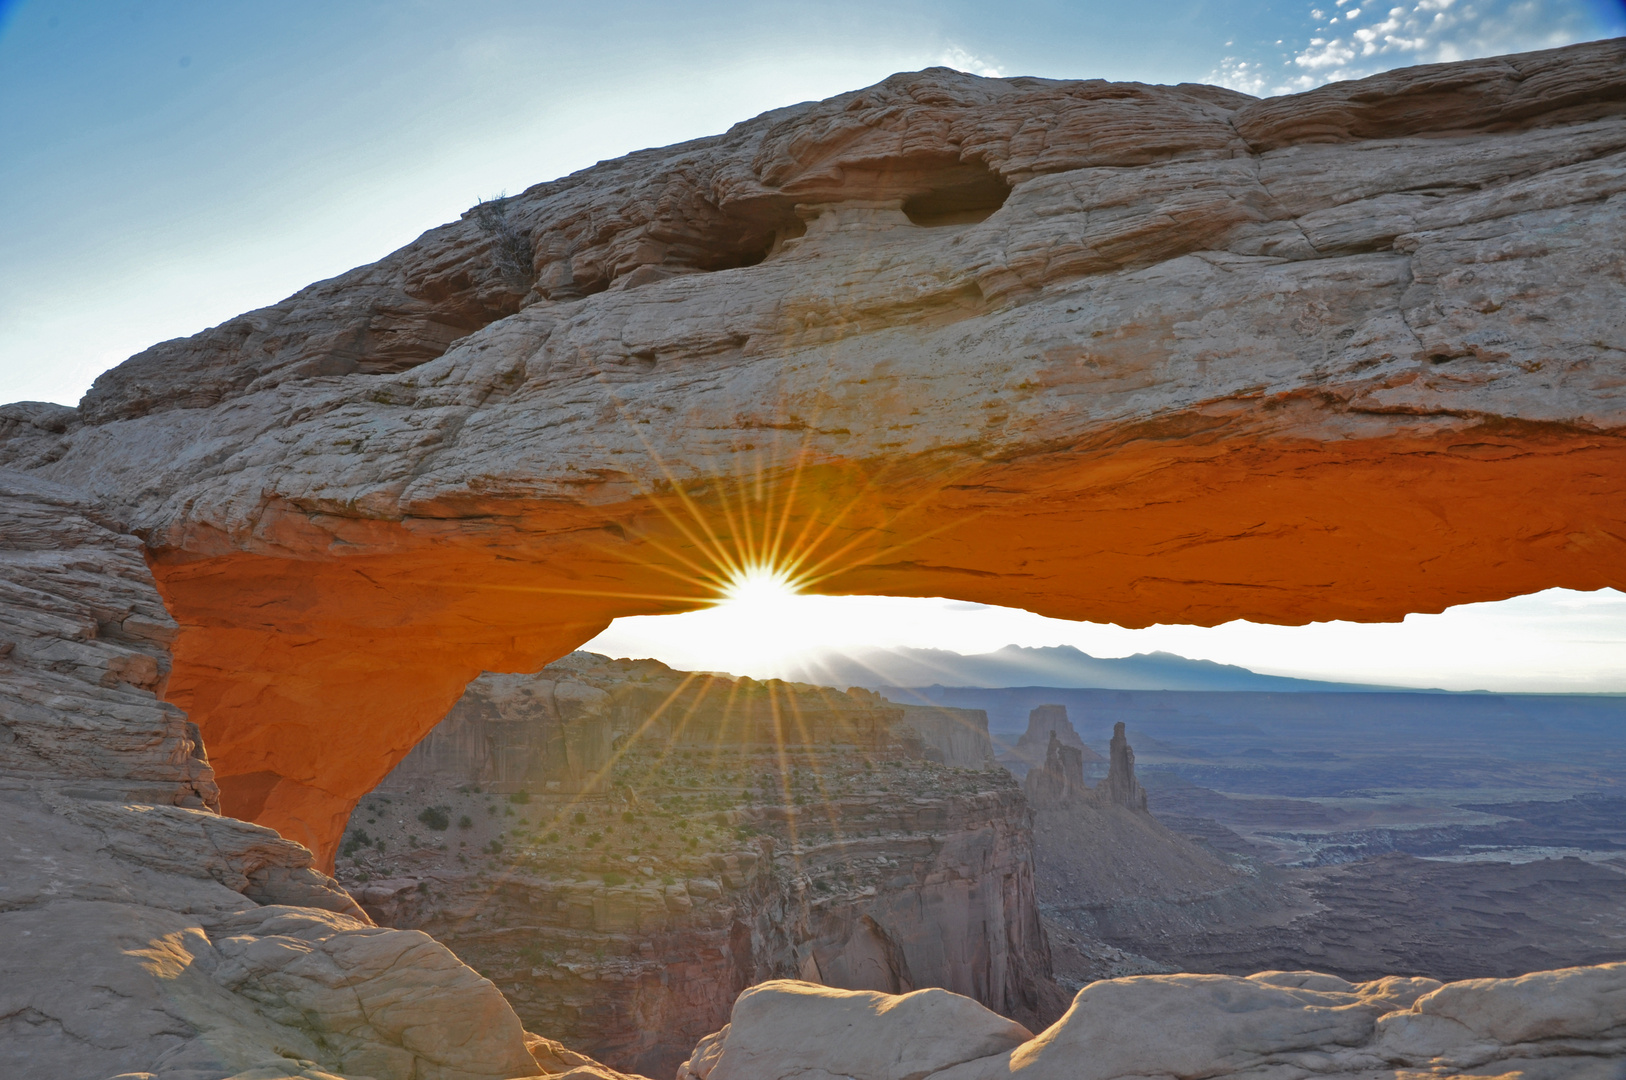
[682,968,1626,1080]
[1022,732,1088,809]
[380,666,617,794]
[1098,721,1146,812]
[685,980,1032,1080]
[0,471,589,1080]
[1022,718,1142,812]
[341,654,1061,1075]
[3,42,1623,868]
[893,704,997,768]
[1003,705,1099,779]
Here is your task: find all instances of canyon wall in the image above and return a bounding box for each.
[342,655,1061,1075]
[894,704,998,768]
[0,41,1622,863]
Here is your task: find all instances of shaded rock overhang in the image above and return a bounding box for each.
[4,39,1623,865]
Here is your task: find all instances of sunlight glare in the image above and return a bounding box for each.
[718,564,802,612]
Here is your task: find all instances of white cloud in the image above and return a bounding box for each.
[1208,56,1273,96]
[1214,0,1602,98]
[935,46,1004,78]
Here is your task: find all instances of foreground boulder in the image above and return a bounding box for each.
[681,969,1626,1080]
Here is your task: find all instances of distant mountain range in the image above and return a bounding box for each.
[776,644,1431,694]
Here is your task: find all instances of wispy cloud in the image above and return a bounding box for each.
[935,45,1005,77]
[1209,0,1606,98]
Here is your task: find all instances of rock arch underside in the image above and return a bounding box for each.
[5,39,1625,879]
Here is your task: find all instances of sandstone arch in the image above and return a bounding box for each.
[7,40,1623,866]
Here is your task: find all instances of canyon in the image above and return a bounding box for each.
[1,37,1625,1080]
[334,655,1055,1076]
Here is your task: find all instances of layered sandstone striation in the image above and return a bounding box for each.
[0,42,1621,862]
[0,472,635,1080]
[338,654,1061,1075]
[680,970,1626,1080]
[894,703,998,768]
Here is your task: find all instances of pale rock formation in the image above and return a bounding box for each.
[1,43,1622,862]
[0,471,624,1080]
[893,703,998,768]
[379,667,616,793]
[1022,732,1088,809]
[678,980,1032,1080]
[1022,719,1142,812]
[681,968,1626,1080]
[1098,721,1146,812]
[1004,705,1100,778]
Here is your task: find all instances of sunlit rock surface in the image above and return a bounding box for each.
[339,654,1061,1075]
[0,472,626,1080]
[681,970,1626,1080]
[2,39,1623,872]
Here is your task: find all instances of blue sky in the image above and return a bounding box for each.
[1,0,1621,407]
[1,1,1622,690]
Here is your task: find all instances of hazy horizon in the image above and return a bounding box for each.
[582,586,1626,695]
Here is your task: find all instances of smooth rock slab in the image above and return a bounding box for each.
[689,980,1031,1080]
[682,968,1626,1080]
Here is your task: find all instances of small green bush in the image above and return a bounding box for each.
[621,810,636,824]
[573,811,587,825]
[602,872,626,887]
[417,806,450,831]
[457,815,473,830]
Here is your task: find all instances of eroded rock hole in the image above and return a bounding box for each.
[902,168,1010,227]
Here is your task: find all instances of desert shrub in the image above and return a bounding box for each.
[621,810,636,824]
[486,839,503,854]
[602,872,626,887]
[473,197,535,290]
[573,811,587,825]
[417,806,450,831]
[509,791,530,804]
[457,815,474,830]
[545,831,560,843]
[585,831,602,846]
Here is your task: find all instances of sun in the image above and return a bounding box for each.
[718,564,803,612]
